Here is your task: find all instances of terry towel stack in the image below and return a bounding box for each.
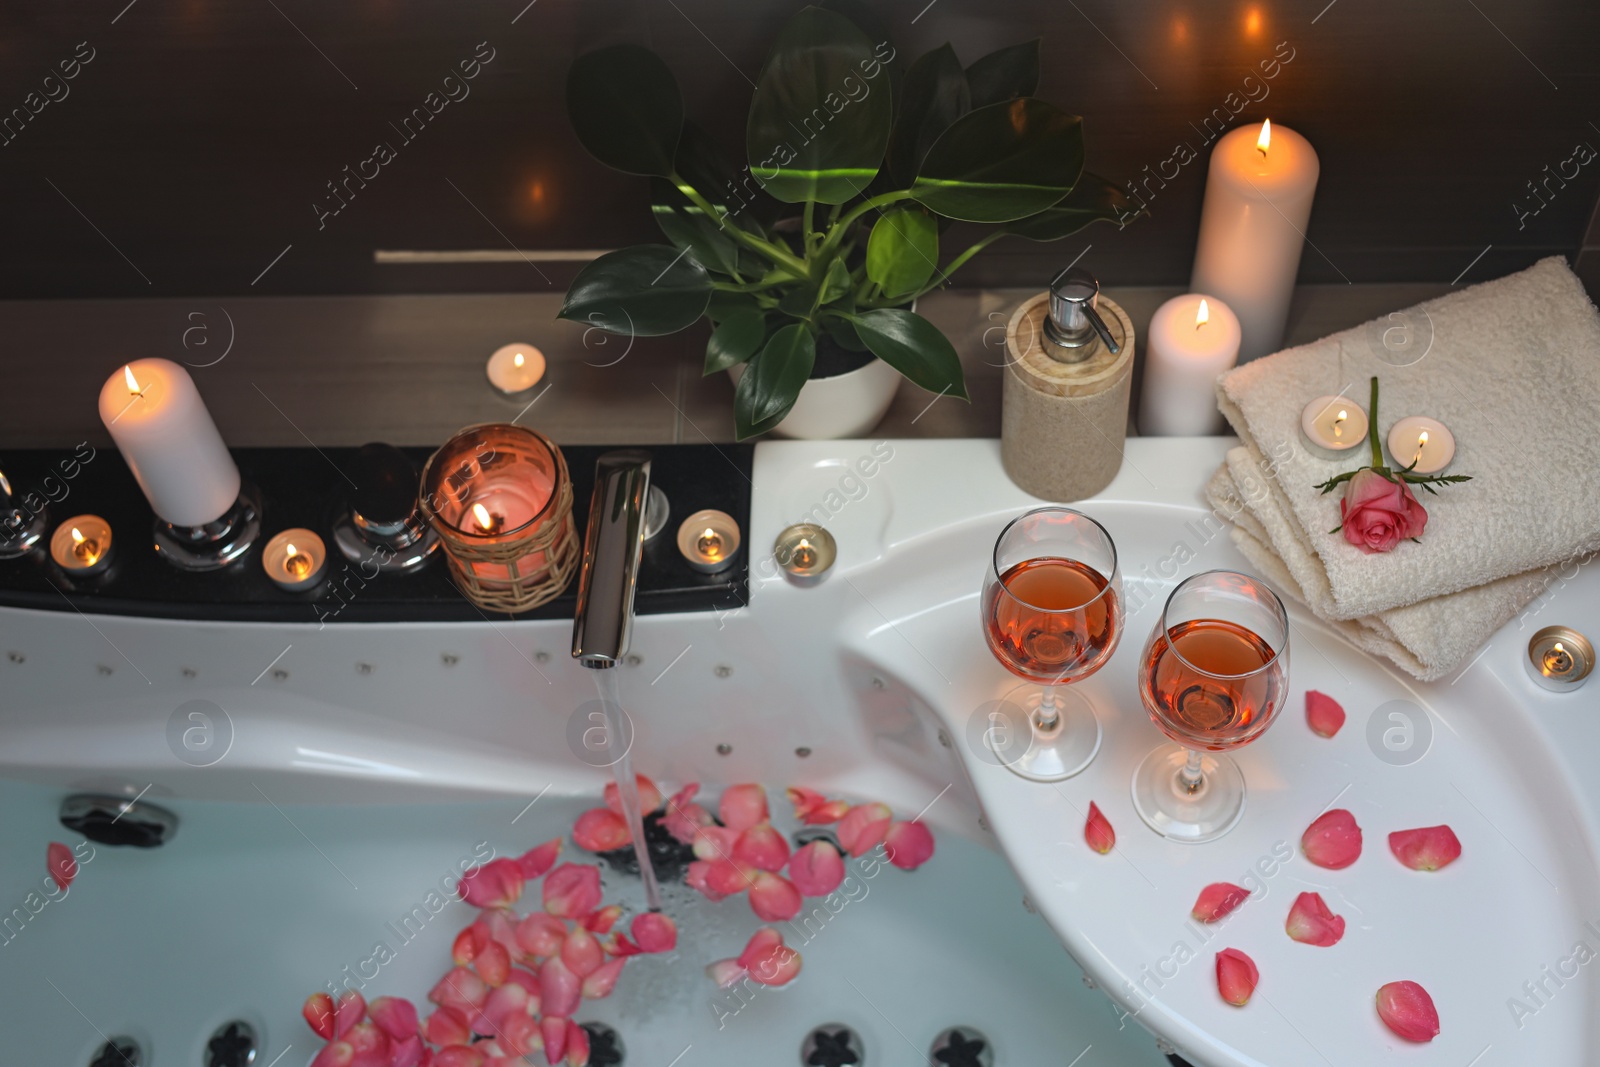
[1208,256,1600,681]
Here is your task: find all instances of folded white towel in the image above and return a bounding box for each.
[1206,457,1557,681]
[1215,256,1600,621]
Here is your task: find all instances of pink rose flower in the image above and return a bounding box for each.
[1339,468,1427,553]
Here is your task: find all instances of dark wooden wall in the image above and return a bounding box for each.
[0,0,1596,300]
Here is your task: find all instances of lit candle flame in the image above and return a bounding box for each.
[124,365,142,395]
[1195,299,1210,329]
[697,527,724,560]
[1333,409,1347,439]
[513,351,525,369]
[0,471,11,497]
[1257,118,1272,157]
[1413,430,1429,465]
[71,526,84,545]
[472,503,495,531]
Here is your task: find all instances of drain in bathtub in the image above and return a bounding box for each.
[802,1023,863,1066]
[204,1021,256,1067]
[596,809,696,883]
[89,1037,142,1067]
[930,1026,992,1067]
[580,1022,623,1066]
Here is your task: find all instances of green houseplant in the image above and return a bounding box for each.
[559,3,1141,439]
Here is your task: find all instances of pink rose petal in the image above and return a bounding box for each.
[451,925,480,966]
[748,871,803,921]
[1376,980,1440,1042]
[368,996,418,1042]
[310,1043,355,1067]
[515,913,567,960]
[474,939,511,986]
[837,802,893,857]
[604,774,663,818]
[432,1047,486,1067]
[740,927,802,987]
[428,967,487,1016]
[498,1011,537,1057]
[1084,802,1115,855]
[572,808,631,853]
[565,1018,590,1066]
[389,1035,424,1067]
[631,911,677,953]
[690,825,741,862]
[1302,808,1363,870]
[303,992,337,1040]
[539,956,581,1019]
[334,989,367,1038]
[343,1021,389,1067]
[884,821,935,870]
[541,1016,568,1065]
[1191,882,1251,923]
[1215,948,1258,1006]
[662,783,713,844]
[1305,690,1346,738]
[733,824,791,871]
[1388,825,1462,871]
[515,838,563,881]
[425,1006,471,1047]
[582,957,627,999]
[560,928,604,978]
[582,904,622,934]
[705,957,746,989]
[479,983,530,1034]
[1285,892,1345,947]
[788,839,846,897]
[542,863,602,918]
[459,858,526,910]
[47,842,77,891]
[786,786,849,825]
[719,784,770,830]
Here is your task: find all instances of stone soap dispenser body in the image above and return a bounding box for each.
[1001,268,1136,501]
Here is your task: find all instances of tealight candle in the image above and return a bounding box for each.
[1386,415,1455,475]
[1299,395,1368,459]
[1138,294,1243,435]
[486,343,546,399]
[262,528,328,591]
[1526,626,1593,692]
[677,509,740,573]
[1191,119,1320,363]
[49,514,114,576]
[773,523,836,587]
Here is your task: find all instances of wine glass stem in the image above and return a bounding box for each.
[1178,748,1205,795]
[1036,685,1061,732]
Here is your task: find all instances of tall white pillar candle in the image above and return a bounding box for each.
[1190,119,1320,363]
[1138,294,1242,435]
[97,358,241,527]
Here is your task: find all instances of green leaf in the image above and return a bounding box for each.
[674,121,772,238]
[821,313,870,352]
[708,289,762,321]
[887,44,969,187]
[848,308,968,399]
[734,324,816,437]
[999,172,1144,241]
[910,98,1083,223]
[865,206,938,297]
[820,257,854,305]
[704,310,768,374]
[566,45,683,177]
[558,246,712,337]
[652,178,743,276]
[746,6,894,204]
[964,39,1040,108]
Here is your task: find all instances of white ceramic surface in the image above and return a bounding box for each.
[2,438,1596,1067]
[729,355,901,439]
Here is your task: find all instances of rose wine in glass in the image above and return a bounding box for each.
[980,508,1122,781]
[1132,571,1289,842]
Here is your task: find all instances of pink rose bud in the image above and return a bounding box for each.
[1388,825,1462,871]
[1285,892,1346,947]
[1215,948,1259,1006]
[1191,882,1250,923]
[1305,690,1346,738]
[1302,808,1363,869]
[1376,980,1440,1042]
[1339,468,1427,554]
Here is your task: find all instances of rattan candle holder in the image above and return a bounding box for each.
[419,423,579,613]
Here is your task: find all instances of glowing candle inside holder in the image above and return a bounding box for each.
[262,528,327,592]
[49,515,114,576]
[1299,395,1369,459]
[1386,415,1455,475]
[677,509,740,574]
[1526,626,1593,692]
[772,523,836,587]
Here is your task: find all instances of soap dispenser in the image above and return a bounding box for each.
[1000,267,1136,502]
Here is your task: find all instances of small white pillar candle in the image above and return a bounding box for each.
[97,358,241,527]
[1299,395,1369,458]
[1387,415,1455,474]
[1191,119,1320,363]
[486,343,546,398]
[1138,294,1242,435]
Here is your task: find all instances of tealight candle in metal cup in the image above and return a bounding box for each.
[263,528,328,592]
[1526,625,1593,692]
[773,523,836,586]
[50,514,114,576]
[677,509,740,573]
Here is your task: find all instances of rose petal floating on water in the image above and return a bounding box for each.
[46,842,76,892]
[1285,892,1345,947]
[1388,825,1462,871]
[543,863,602,918]
[564,1017,591,1066]
[515,838,563,881]
[691,825,741,862]
[560,927,604,979]
[1376,980,1440,1042]
[786,786,849,825]
[788,839,845,897]
[1305,691,1346,738]
[631,911,677,953]
[837,802,893,857]
[303,992,336,1040]
[748,871,803,921]
[1084,802,1115,855]
[719,784,770,831]
[367,996,418,1042]
[475,939,511,986]
[425,1006,471,1047]
[1190,882,1250,923]
[582,904,622,934]
[538,956,581,1019]
[459,858,525,910]
[661,783,713,844]
[515,913,567,961]
[705,927,803,989]
[582,957,627,999]
[604,774,662,818]
[1301,809,1363,870]
[309,1042,354,1067]
[389,1034,424,1067]
[334,989,367,1039]
[572,808,631,853]
[884,821,935,870]
[541,1016,569,1066]
[1215,948,1259,1006]
[431,1046,485,1067]
[733,823,791,871]
[428,967,487,1016]
[341,1020,388,1067]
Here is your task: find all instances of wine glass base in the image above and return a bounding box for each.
[1131,744,1246,843]
[991,683,1103,782]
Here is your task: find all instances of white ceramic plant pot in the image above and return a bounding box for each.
[731,355,902,439]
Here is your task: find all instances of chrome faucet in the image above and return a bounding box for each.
[571,449,653,670]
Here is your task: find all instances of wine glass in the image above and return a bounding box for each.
[1132,570,1290,843]
[980,507,1123,781]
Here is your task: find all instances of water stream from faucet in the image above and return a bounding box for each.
[592,667,662,911]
